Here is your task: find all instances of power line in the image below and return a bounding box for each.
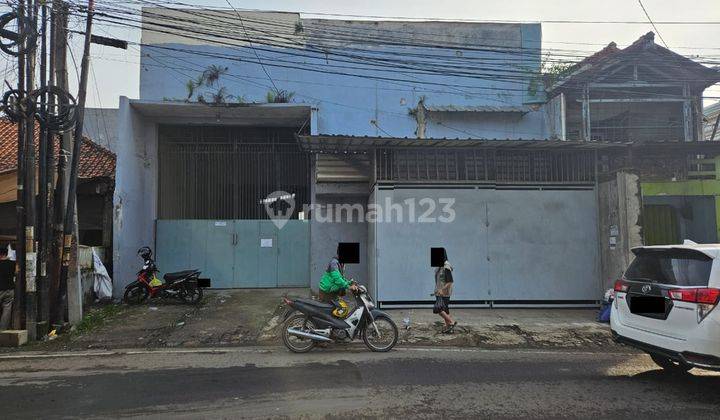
[6,1,713,108]
[108,1,720,25]
[222,0,278,93]
[74,3,720,87]
[638,0,669,48]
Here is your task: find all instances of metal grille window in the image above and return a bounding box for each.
[376,148,595,183]
[158,125,310,219]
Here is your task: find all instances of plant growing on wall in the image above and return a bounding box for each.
[527,55,576,96]
[184,65,242,104]
[266,89,295,103]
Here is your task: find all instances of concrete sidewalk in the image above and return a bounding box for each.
[5,290,613,352]
[256,301,612,349]
[382,308,612,348]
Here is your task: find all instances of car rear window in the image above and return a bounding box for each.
[624,249,713,287]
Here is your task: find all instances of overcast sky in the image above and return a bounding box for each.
[3,0,719,108]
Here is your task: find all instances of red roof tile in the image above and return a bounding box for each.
[550,31,720,92]
[0,119,115,179]
[573,42,620,70]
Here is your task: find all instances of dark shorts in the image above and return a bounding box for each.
[433,296,451,314]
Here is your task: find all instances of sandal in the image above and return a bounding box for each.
[441,322,457,334]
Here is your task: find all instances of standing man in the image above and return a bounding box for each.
[0,245,16,329]
[433,248,457,333]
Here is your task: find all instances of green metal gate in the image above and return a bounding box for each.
[643,204,680,245]
[156,220,310,288]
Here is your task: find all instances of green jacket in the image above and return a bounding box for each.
[319,258,350,293]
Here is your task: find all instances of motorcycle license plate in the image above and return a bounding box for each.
[197,278,211,288]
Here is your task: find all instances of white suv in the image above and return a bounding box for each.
[611,241,720,372]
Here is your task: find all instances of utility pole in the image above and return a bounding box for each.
[59,0,94,323]
[24,0,38,341]
[36,1,50,336]
[50,0,70,325]
[12,1,27,331]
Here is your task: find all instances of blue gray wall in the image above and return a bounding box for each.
[373,186,600,303]
[309,195,369,294]
[113,97,158,295]
[139,18,546,139]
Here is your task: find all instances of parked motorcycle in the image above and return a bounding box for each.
[123,246,208,305]
[281,283,399,353]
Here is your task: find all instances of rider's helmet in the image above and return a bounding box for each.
[137,246,153,261]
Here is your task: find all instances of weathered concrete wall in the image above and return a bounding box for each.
[367,189,377,300]
[139,14,545,140]
[309,194,369,294]
[598,172,642,291]
[113,97,158,296]
[83,108,119,153]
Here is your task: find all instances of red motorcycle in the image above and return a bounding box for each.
[123,246,208,304]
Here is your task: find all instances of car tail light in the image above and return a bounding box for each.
[668,289,697,302]
[696,288,720,305]
[667,287,720,323]
[613,279,627,310]
[667,288,720,304]
[614,279,628,293]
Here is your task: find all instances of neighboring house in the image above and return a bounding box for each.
[0,119,116,250]
[546,32,716,142]
[83,107,119,153]
[705,102,720,141]
[544,33,720,267]
[640,102,720,247]
[113,9,720,307]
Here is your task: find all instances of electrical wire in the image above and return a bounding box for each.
[638,0,669,48]
[222,0,278,94]
[69,3,720,90]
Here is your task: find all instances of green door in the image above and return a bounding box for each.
[234,221,260,287]
[204,220,235,288]
[156,219,309,288]
[257,222,278,287]
[277,221,311,287]
[643,205,680,245]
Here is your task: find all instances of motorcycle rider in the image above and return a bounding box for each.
[318,251,358,317]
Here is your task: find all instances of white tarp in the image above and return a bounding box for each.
[92,249,113,300]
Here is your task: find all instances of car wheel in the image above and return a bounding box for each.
[650,354,692,373]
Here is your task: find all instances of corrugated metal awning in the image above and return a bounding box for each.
[424,105,533,114]
[295,134,632,153]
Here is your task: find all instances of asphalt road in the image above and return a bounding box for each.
[1,346,719,419]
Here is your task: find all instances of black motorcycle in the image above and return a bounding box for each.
[281,284,399,353]
[123,246,208,305]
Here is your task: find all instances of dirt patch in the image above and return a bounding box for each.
[390,320,616,349]
[5,292,616,352]
[4,289,309,352]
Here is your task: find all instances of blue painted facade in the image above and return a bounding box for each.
[113,15,553,297]
[138,18,547,139]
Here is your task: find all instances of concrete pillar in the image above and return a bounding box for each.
[67,207,82,324]
[598,171,642,291]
